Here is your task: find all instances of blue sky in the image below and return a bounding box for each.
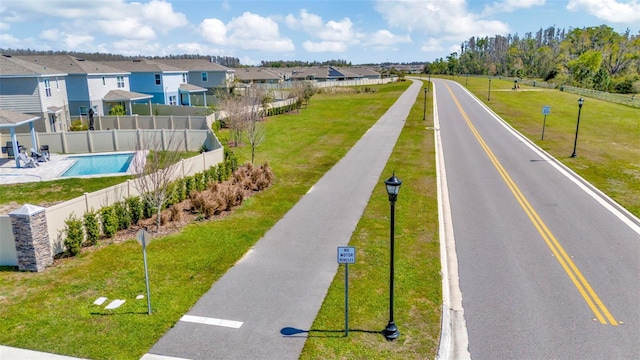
[1,0,639,65]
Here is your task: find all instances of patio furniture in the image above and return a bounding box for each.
[30,148,48,162]
[18,151,38,168]
[40,145,50,160]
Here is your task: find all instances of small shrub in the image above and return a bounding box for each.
[70,119,88,131]
[64,214,84,256]
[101,206,118,239]
[83,210,100,246]
[169,204,183,222]
[127,196,143,225]
[113,201,131,230]
[185,176,196,198]
[142,198,156,220]
[194,172,206,192]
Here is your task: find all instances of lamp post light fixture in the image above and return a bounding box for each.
[570,98,585,158]
[383,172,402,341]
[423,87,427,121]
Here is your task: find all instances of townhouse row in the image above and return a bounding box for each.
[0,54,382,134]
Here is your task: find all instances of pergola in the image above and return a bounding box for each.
[179,83,208,107]
[103,89,153,115]
[0,109,40,168]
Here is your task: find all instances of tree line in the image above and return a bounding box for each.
[425,25,640,94]
[259,59,352,68]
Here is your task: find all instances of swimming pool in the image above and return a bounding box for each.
[62,153,134,177]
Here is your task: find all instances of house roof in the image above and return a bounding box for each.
[101,58,185,73]
[152,58,232,72]
[179,83,207,93]
[0,55,67,77]
[233,67,282,81]
[336,67,380,78]
[0,109,40,128]
[14,55,128,75]
[103,89,153,101]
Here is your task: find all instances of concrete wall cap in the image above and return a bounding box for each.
[8,204,46,216]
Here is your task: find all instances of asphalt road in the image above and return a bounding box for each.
[434,79,640,359]
[145,80,421,360]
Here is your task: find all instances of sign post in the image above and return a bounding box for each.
[137,229,153,315]
[541,106,551,140]
[337,246,356,336]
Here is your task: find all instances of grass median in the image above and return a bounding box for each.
[300,80,441,359]
[0,82,424,359]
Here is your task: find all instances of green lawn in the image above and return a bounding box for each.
[1,82,435,359]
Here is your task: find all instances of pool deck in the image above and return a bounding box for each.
[0,151,140,185]
[0,155,77,184]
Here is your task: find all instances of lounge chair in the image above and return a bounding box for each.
[18,151,38,168]
[40,145,50,160]
[31,148,48,162]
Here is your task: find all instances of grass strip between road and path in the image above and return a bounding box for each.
[300,80,442,359]
[445,75,640,218]
[1,81,445,359]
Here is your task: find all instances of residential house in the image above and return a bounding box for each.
[102,59,187,106]
[0,55,70,133]
[15,55,132,116]
[233,67,282,85]
[289,66,380,82]
[152,58,234,92]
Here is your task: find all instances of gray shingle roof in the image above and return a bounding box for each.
[14,55,128,75]
[100,59,185,73]
[0,55,67,77]
[153,58,232,72]
[103,89,153,101]
[233,67,281,81]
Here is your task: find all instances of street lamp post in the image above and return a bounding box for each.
[423,87,427,121]
[488,78,492,101]
[383,173,402,341]
[571,98,585,158]
[428,74,431,92]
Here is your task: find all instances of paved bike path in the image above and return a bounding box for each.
[145,80,421,360]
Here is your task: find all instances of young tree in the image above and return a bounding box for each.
[131,132,185,233]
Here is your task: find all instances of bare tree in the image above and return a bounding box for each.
[246,91,267,164]
[130,131,185,232]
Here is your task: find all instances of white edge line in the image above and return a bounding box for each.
[180,315,243,329]
[433,80,471,360]
[454,82,640,236]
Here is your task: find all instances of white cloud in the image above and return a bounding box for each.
[375,0,509,40]
[112,39,162,56]
[65,34,94,49]
[482,0,545,16]
[421,38,444,52]
[199,12,294,52]
[1,0,188,42]
[0,33,20,46]
[199,18,227,44]
[96,19,156,40]
[39,29,62,41]
[567,0,640,23]
[365,30,412,46]
[285,9,323,32]
[302,41,347,53]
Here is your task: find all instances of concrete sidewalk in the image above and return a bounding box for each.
[0,345,88,359]
[146,80,422,360]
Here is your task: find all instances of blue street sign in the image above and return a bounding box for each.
[542,106,551,115]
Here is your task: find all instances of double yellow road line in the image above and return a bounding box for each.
[444,84,618,325]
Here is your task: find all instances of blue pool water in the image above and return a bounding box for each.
[62,153,134,177]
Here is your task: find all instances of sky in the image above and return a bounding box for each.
[1,0,639,66]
